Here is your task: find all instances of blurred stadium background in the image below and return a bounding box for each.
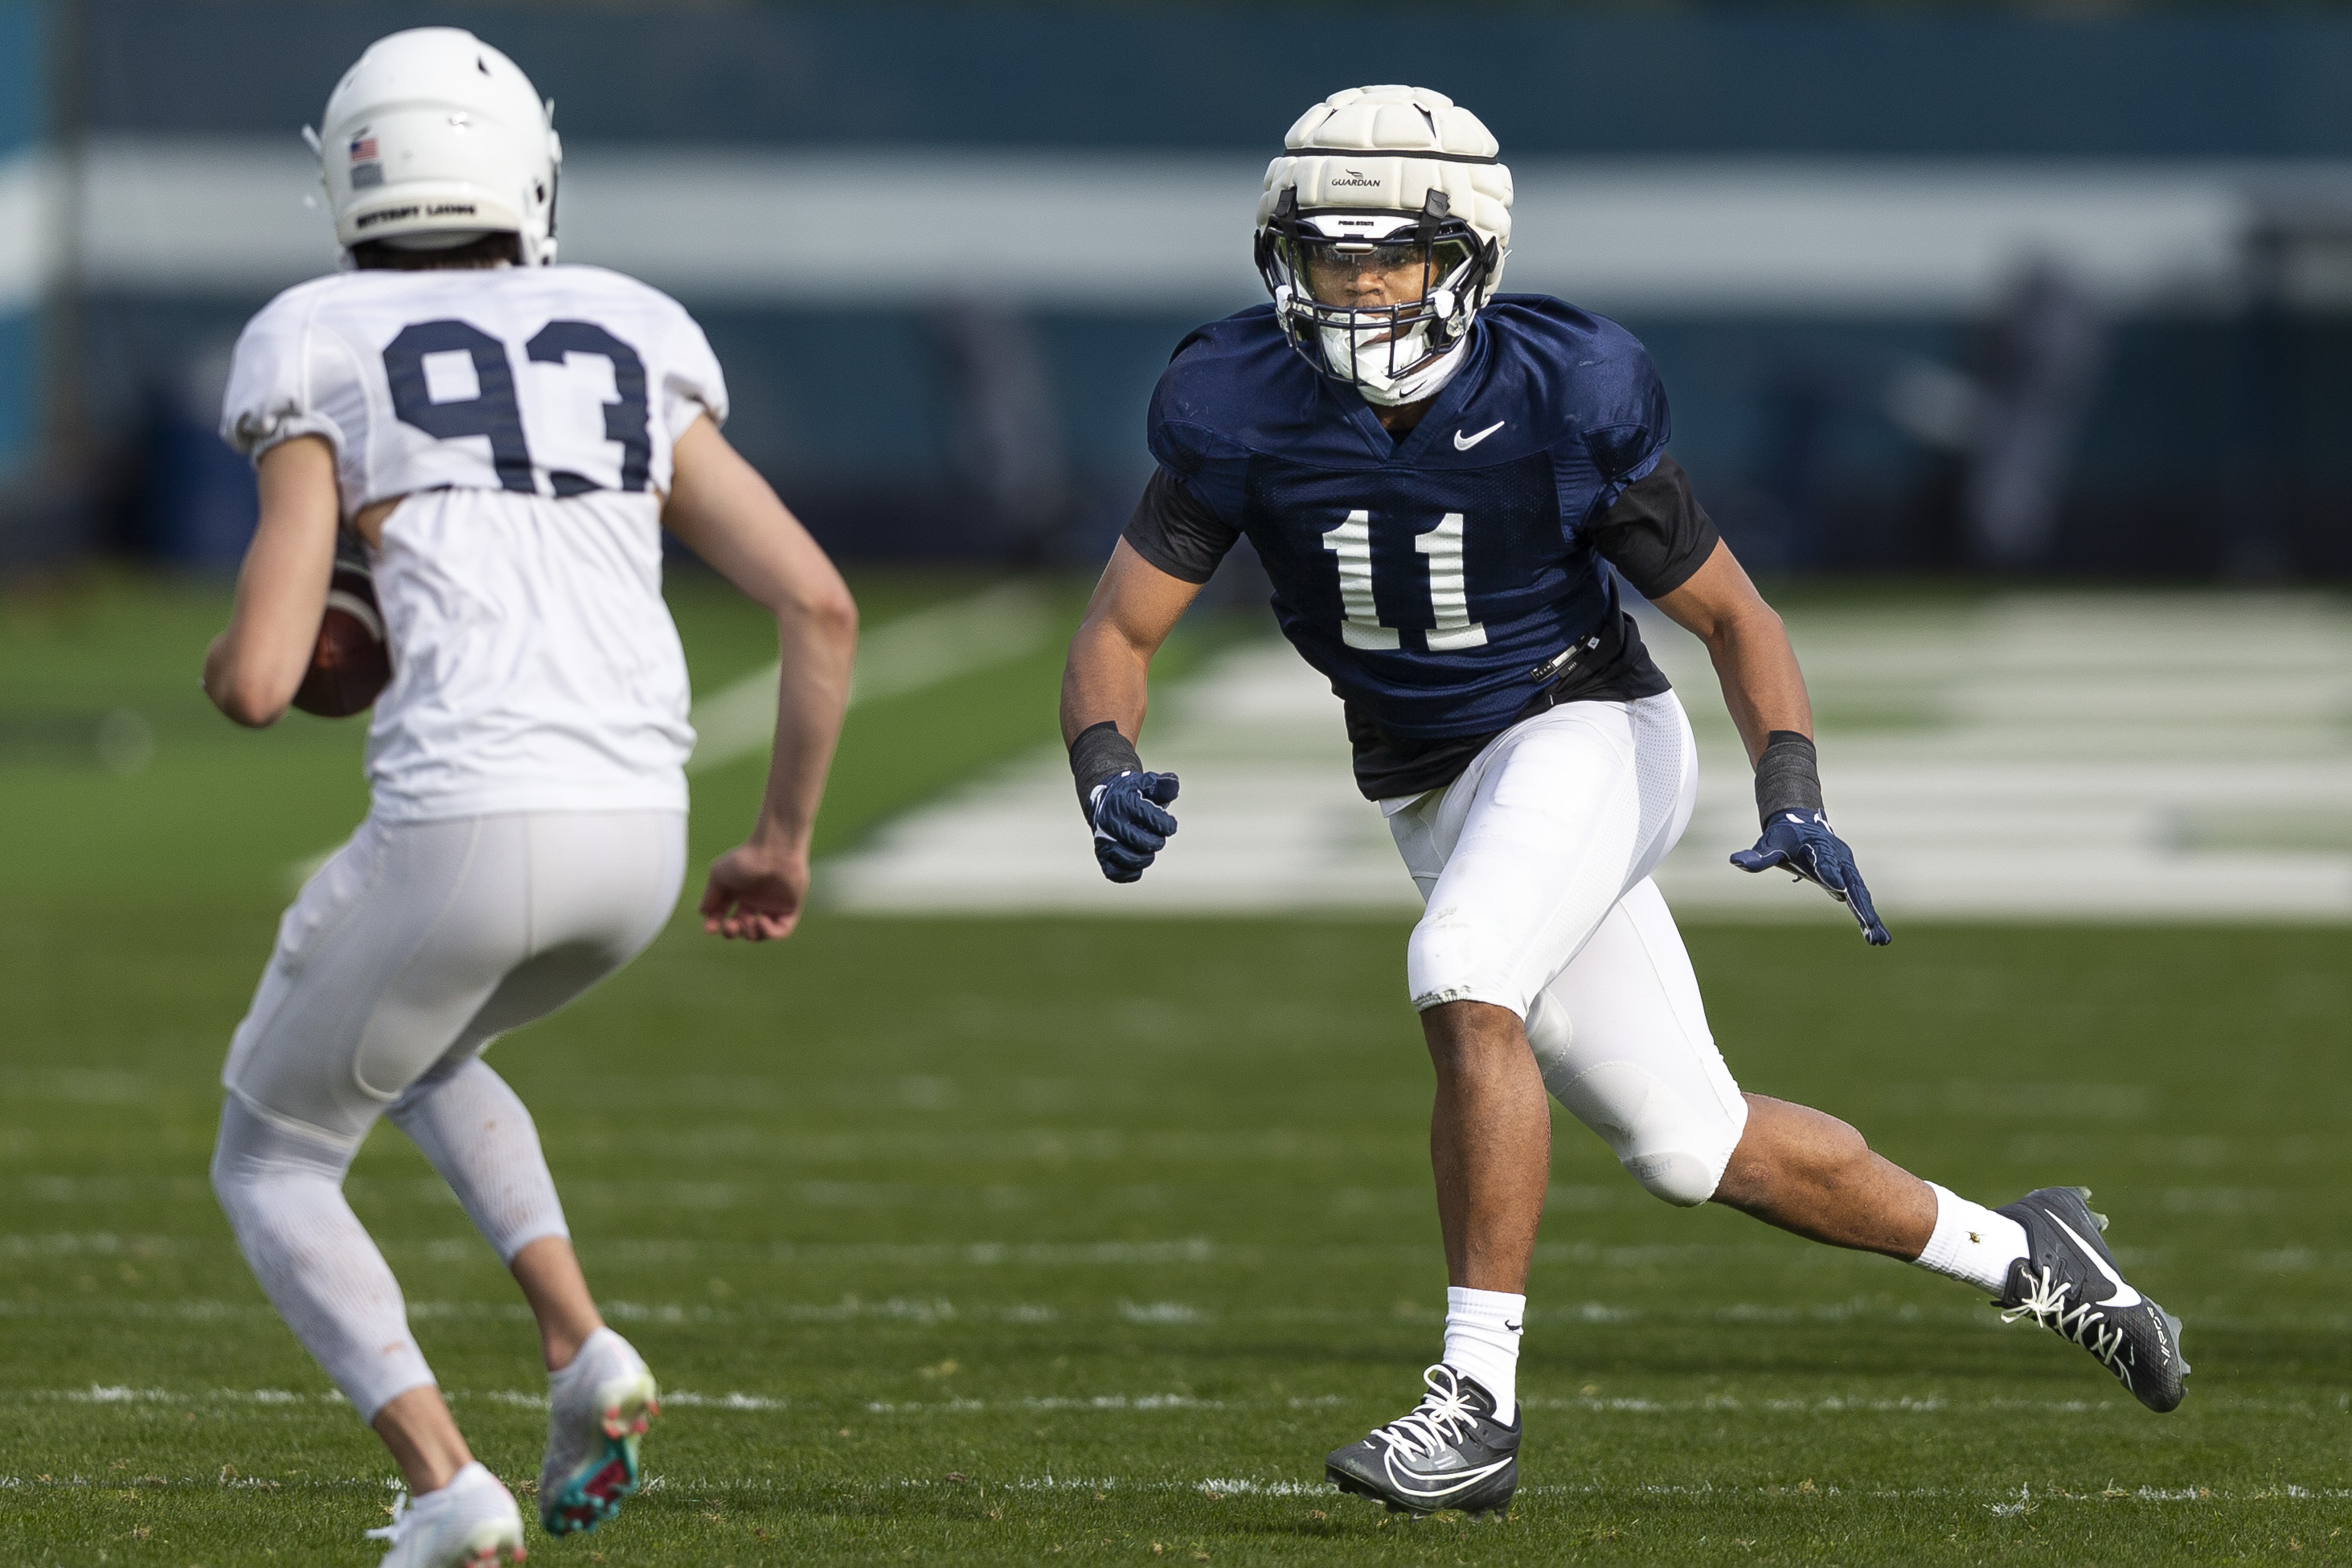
[6,3,2351,1561]
[7,2,2352,578]
[6,0,2350,917]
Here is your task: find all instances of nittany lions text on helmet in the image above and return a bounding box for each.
[1254,85,1514,407]
[310,27,563,264]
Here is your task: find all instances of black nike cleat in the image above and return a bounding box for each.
[1994,1185,2188,1413]
[1325,1365,1520,1517]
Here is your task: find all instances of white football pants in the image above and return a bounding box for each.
[211,809,683,1419]
[1387,693,1750,1206]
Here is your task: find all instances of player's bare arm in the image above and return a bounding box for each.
[1649,540,1813,758]
[1653,537,1889,944]
[663,414,858,942]
[1060,538,1201,744]
[202,435,340,727]
[1058,541,1199,882]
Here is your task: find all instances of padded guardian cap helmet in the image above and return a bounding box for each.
[1254,86,1514,405]
[311,27,562,264]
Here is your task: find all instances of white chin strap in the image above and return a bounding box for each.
[1324,326,1470,407]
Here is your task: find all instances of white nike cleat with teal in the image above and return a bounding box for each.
[1995,1186,2188,1413]
[367,1462,525,1568]
[539,1328,660,1535]
[1325,1364,1520,1517]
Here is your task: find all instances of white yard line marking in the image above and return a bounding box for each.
[826,592,2352,919]
[9,1468,2344,1501]
[278,583,1061,889]
[577,1236,1843,1268]
[27,1385,781,1411]
[666,1391,790,1410]
[686,582,1055,775]
[38,1386,341,1404]
[597,1472,2352,1504]
[0,1231,189,1257]
[866,1394,1219,1414]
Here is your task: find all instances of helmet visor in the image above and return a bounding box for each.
[1291,235,1477,309]
[1300,239,1428,308]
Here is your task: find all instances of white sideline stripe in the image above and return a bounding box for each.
[686,581,1055,776]
[46,138,2350,314]
[824,592,2352,919]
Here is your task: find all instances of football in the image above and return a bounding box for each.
[292,563,391,718]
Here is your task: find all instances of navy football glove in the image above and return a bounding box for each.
[1088,770,1180,883]
[1731,809,1891,946]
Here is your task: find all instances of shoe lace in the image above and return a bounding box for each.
[363,1491,412,1544]
[1367,1365,1481,1461]
[2000,1265,2133,1380]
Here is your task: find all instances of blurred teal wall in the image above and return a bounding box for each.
[0,0,43,486]
[49,5,2352,575]
[73,3,2352,157]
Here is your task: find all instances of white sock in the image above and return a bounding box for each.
[210,1097,435,1421]
[417,1460,495,1500]
[1912,1183,2030,1295]
[549,1325,626,1386]
[388,1059,569,1263]
[1442,1286,1525,1423]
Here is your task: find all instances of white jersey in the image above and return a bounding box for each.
[222,264,727,822]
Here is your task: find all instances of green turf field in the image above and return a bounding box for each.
[5,573,2349,1564]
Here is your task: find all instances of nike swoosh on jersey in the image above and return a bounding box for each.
[1453,420,1506,451]
[2047,1210,2144,1308]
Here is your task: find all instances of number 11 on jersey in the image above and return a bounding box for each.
[1321,510,1489,653]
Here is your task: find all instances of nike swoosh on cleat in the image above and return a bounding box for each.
[1381,1455,1514,1497]
[1453,420,1506,451]
[2047,1210,2144,1308]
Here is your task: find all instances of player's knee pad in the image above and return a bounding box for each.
[1407,901,1522,1013]
[1539,1056,1745,1210]
[1621,1143,1726,1209]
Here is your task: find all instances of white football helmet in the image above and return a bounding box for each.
[309,27,562,264]
[1254,86,1514,405]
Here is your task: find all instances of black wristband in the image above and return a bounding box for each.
[1754,730,1825,826]
[1069,720,1143,813]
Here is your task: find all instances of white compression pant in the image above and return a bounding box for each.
[1387,694,1749,1206]
[211,810,683,1419]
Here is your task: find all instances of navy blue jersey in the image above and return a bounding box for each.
[1132,296,1715,795]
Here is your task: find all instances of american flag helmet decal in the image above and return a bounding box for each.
[317,29,561,262]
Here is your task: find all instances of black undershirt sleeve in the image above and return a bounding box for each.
[1120,467,1241,585]
[1584,453,1722,601]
